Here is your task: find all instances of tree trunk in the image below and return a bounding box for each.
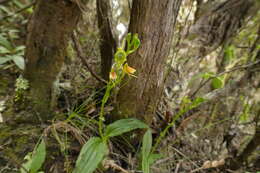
[97,0,117,81]
[189,0,256,56]
[24,0,80,119]
[115,0,182,124]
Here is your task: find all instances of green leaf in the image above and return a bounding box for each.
[239,103,250,123]
[148,154,163,165]
[0,56,12,64]
[201,72,214,80]
[30,140,46,173]
[20,154,32,173]
[224,45,235,62]
[142,129,152,173]
[0,35,12,50]
[142,129,152,158]
[0,46,11,54]
[191,97,205,108]
[12,55,25,70]
[13,0,24,8]
[142,157,150,173]
[0,6,12,14]
[14,45,25,53]
[73,137,108,173]
[211,77,224,89]
[104,118,149,138]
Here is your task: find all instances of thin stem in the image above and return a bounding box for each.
[152,98,204,152]
[72,33,108,84]
[99,82,113,139]
[152,110,185,153]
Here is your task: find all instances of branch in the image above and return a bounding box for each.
[191,59,260,98]
[71,33,107,84]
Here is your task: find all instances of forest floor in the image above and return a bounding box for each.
[0,1,259,172]
[0,64,259,173]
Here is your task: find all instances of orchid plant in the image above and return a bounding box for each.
[98,33,140,138]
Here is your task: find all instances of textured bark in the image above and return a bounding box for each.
[24,0,80,119]
[189,0,257,56]
[97,0,116,81]
[116,0,182,124]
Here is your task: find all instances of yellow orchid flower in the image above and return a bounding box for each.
[109,71,117,80]
[123,63,136,76]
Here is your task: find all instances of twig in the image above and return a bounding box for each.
[171,146,200,169]
[190,167,204,173]
[0,2,35,21]
[103,159,129,173]
[174,162,180,173]
[4,150,29,173]
[72,33,107,84]
[191,59,260,98]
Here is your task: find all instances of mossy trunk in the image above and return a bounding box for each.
[24,0,80,120]
[115,0,182,124]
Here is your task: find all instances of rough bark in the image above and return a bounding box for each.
[97,0,117,81]
[116,0,182,124]
[189,0,257,56]
[24,0,81,119]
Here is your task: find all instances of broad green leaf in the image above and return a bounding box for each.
[8,29,20,39]
[104,118,149,138]
[142,129,152,173]
[0,6,12,14]
[20,154,32,173]
[12,55,25,70]
[73,137,108,173]
[142,129,152,158]
[30,140,46,173]
[13,0,24,8]
[0,35,12,50]
[14,45,25,53]
[211,77,224,89]
[0,46,11,54]
[0,56,12,64]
